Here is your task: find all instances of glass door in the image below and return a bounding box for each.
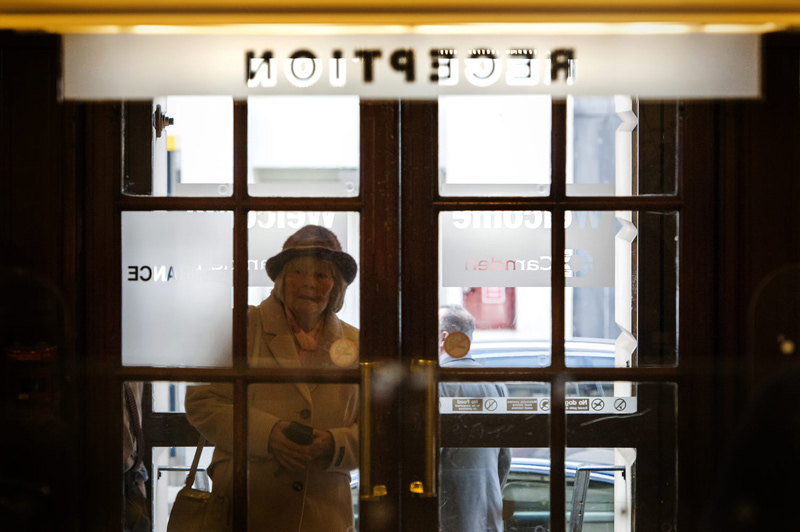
[115,94,682,532]
[394,97,680,532]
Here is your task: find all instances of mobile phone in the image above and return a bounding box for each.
[283,421,314,445]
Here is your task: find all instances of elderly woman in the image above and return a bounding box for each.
[185,225,359,532]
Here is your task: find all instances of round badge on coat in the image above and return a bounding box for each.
[443,331,471,358]
[330,338,358,367]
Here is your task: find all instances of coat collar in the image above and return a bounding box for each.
[256,296,346,403]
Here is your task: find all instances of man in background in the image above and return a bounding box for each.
[438,304,512,532]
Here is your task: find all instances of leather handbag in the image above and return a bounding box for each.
[166,437,228,532]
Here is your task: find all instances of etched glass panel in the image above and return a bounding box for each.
[121,211,232,367]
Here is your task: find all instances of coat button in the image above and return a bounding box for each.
[300,409,311,419]
[292,481,304,492]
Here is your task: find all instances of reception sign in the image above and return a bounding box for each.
[63,32,759,99]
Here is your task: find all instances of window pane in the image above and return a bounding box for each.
[247,211,360,335]
[439,382,550,531]
[126,382,226,532]
[121,211,232,367]
[123,97,234,197]
[439,96,551,197]
[566,382,677,532]
[246,383,360,530]
[566,211,678,368]
[247,96,359,197]
[440,211,551,367]
[567,97,678,197]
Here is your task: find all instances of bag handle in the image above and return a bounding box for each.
[184,436,207,489]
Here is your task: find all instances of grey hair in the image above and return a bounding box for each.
[439,304,475,340]
[271,256,348,315]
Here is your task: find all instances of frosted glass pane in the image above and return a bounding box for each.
[248,96,359,197]
[439,96,551,197]
[122,211,232,367]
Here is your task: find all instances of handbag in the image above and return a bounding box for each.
[166,437,228,532]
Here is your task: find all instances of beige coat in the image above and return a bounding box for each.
[185,295,359,532]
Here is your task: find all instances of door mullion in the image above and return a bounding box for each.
[400,100,440,532]
[231,99,250,531]
[550,100,567,532]
[359,100,402,532]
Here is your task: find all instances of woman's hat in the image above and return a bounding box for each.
[266,225,358,284]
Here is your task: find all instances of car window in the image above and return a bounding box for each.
[503,472,615,532]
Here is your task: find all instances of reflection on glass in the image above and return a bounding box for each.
[567,96,678,197]
[121,211,232,367]
[566,382,677,532]
[440,211,551,367]
[439,96,551,196]
[247,96,359,197]
[565,211,678,368]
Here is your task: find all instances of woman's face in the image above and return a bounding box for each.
[282,256,335,321]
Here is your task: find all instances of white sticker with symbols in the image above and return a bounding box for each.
[439,397,638,414]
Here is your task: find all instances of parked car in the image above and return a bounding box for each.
[350,454,625,532]
[468,338,617,397]
[503,457,623,532]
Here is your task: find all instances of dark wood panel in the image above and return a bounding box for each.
[400,100,439,532]
[360,100,402,532]
[83,102,124,532]
[0,31,82,532]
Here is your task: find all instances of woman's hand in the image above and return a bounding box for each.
[309,429,335,463]
[269,421,314,472]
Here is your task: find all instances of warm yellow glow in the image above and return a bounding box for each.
[48,21,788,36]
[702,23,781,33]
[129,24,415,35]
[413,22,783,35]
[0,5,797,35]
[413,23,696,34]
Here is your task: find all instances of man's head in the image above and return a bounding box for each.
[439,304,475,362]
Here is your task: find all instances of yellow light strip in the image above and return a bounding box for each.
[128,24,415,35]
[0,14,793,34]
[117,21,787,36]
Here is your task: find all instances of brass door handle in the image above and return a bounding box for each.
[410,359,437,497]
[359,362,387,499]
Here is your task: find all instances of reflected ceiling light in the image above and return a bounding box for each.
[702,23,781,33]
[58,21,783,36]
[413,22,776,35]
[129,24,412,35]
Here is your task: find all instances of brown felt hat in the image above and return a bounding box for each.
[265,225,357,284]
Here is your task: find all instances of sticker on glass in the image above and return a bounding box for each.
[444,331,471,358]
[330,338,358,367]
